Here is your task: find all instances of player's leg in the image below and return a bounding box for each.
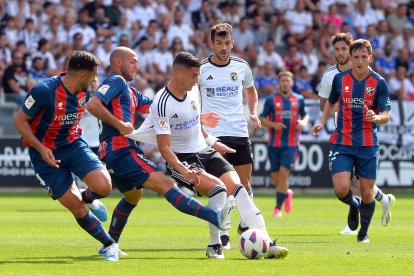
[70,139,112,222]
[339,174,359,235]
[330,146,360,231]
[373,185,395,226]
[143,171,234,231]
[268,146,283,217]
[355,148,378,243]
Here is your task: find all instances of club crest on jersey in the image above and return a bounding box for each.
[158,118,168,130]
[206,87,215,97]
[366,87,375,95]
[79,98,86,108]
[191,101,197,110]
[97,84,110,95]
[24,95,35,109]
[230,72,238,82]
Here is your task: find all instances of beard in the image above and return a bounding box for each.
[335,55,349,66]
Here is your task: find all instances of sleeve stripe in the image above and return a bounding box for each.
[157,89,169,117]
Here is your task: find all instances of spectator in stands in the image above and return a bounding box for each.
[114,14,133,45]
[255,62,278,98]
[388,65,414,101]
[283,0,313,43]
[319,23,337,64]
[271,0,296,16]
[83,0,105,18]
[95,36,114,80]
[0,33,11,81]
[337,2,355,36]
[374,42,396,79]
[192,0,213,31]
[58,14,77,45]
[353,0,378,37]
[170,37,184,58]
[294,65,318,99]
[135,20,162,50]
[311,61,328,95]
[232,16,256,63]
[118,34,131,48]
[167,9,195,53]
[396,47,410,70]
[251,14,268,52]
[282,42,302,75]
[134,0,157,28]
[90,7,114,44]
[298,37,319,76]
[20,18,40,55]
[71,8,97,51]
[387,3,409,35]
[28,56,48,83]
[34,38,57,76]
[2,50,35,105]
[72,32,85,51]
[322,4,343,33]
[370,0,386,23]
[377,20,391,53]
[4,17,19,50]
[392,23,414,54]
[365,24,382,57]
[106,0,122,26]
[151,35,173,85]
[257,39,285,75]
[42,15,63,59]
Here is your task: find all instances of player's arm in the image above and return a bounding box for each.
[156,134,200,186]
[14,110,60,168]
[311,100,336,136]
[87,96,133,135]
[245,85,261,128]
[201,127,235,155]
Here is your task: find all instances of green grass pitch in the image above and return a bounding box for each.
[0,191,413,275]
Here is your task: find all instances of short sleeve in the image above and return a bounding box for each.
[94,76,125,105]
[260,96,272,118]
[328,75,340,104]
[21,84,50,118]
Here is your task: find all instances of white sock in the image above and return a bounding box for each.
[207,186,227,245]
[373,185,389,207]
[232,185,272,242]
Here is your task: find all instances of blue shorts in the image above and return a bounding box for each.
[102,146,159,193]
[267,146,298,172]
[328,144,379,179]
[29,138,106,200]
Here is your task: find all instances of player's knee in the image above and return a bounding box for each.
[71,204,89,218]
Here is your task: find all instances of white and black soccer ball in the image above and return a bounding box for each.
[238,229,269,259]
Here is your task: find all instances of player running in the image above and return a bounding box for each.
[318,33,395,235]
[14,51,119,261]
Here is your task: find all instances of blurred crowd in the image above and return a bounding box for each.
[1,0,414,106]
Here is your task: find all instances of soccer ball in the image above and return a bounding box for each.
[239,229,269,259]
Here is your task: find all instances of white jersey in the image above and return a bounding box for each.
[127,85,207,153]
[199,56,254,138]
[318,64,340,99]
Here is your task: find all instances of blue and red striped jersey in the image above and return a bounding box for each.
[260,92,307,147]
[328,69,391,146]
[21,73,88,151]
[94,73,152,158]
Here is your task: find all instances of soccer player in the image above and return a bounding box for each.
[128,51,289,259]
[319,33,395,235]
[13,51,119,261]
[259,71,308,217]
[198,22,261,248]
[312,39,392,243]
[86,47,235,257]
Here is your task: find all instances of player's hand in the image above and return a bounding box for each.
[311,123,323,137]
[183,169,201,186]
[212,141,236,155]
[200,112,221,128]
[39,146,61,168]
[296,120,306,131]
[119,122,134,135]
[250,114,261,129]
[273,122,287,130]
[364,105,377,123]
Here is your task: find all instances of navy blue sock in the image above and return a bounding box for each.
[165,186,219,228]
[336,189,360,209]
[359,200,376,236]
[81,188,105,204]
[76,211,115,247]
[109,197,136,243]
[276,192,288,209]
